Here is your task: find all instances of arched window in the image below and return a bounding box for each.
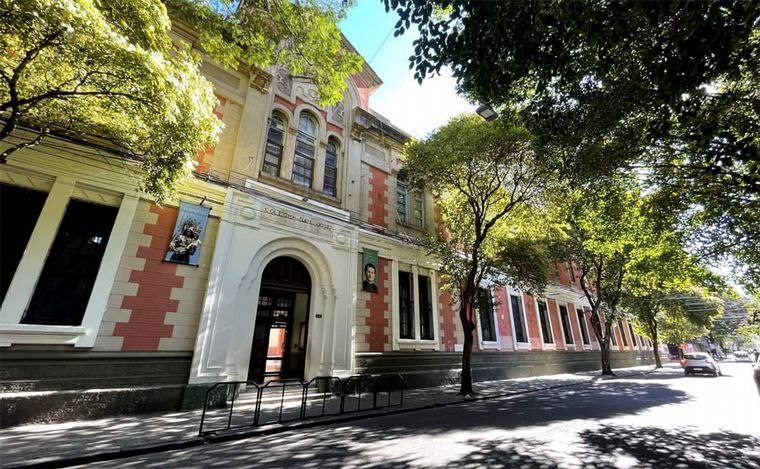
[262,112,286,177]
[323,138,339,196]
[292,113,317,188]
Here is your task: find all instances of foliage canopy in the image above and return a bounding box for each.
[385,0,760,290]
[167,0,362,106]
[1,0,221,200]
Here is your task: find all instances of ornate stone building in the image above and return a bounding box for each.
[0,24,654,426]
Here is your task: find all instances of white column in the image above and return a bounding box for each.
[76,195,138,347]
[430,269,441,349]
[390,258,399,350]
[0,176,75,324]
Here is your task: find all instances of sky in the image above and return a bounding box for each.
[339,0,474,138]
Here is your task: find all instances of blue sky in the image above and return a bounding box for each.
[340,0,474,138]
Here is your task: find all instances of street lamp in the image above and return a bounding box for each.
[475,104,498,121]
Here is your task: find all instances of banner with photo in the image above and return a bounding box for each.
[164,201,211,266]
[362,248,379,293]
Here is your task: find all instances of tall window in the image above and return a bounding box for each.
[477,288,497,342]
[1,184,47,303]
[610,326,618,346]
[537,300,553,344]
[262,112,285,177]
[399,271,414,339]
[510,294,528,343]
[628,323,638,347]
[418,275,433,340]
[292,113,317,188]
[323,138,339,196]
[21,200,118,325]
[559,304,574,345]
[576,309,591,345]
[618,320,628,346]
[396,180,423,228]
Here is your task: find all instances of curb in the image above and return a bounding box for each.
[9,368,656,468]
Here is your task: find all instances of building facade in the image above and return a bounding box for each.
[0,25,655,426]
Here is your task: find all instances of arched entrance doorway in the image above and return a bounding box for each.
[247,256,311,383]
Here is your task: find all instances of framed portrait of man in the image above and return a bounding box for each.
[362,248,378,293]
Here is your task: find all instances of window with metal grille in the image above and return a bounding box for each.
[292,113,317,188]
[559,304,574,345]
[262,113,285,177]
[21,199,118,326]
[418,275,433,340]
[396,180,408,223]
[323,138,338,196]
[577,309,591,345]
[0,183,47,303]
[477,288,496,342]
[399,271,414,339]
[510,294,528,343]
[537,300,553,344]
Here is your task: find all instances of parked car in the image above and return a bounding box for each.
[754,354,760,397]
[682,352,722,376]
[733,350,751,362]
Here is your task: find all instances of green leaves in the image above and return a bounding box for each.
[406,113,559,297]
[1,0,221,201]
[385,0,760,290]
[165,0,362,106]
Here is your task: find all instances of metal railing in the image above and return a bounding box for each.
[199,374,403,436]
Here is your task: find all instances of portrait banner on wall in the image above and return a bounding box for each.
[164,201,211,266]
[362,248,379,293]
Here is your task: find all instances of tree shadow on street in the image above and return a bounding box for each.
[579,425,760,469]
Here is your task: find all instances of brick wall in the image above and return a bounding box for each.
[520,293,541,351]
[356,257,390,352]
[494,287,513,351]
[97,201,216,352]
[438,278,458,351]
[367,166,388,228]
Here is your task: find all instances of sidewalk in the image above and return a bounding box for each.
[0,365,654,468]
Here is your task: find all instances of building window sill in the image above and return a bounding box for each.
[0,324,87,347]
[480,341,499,350]
[397,339,438,350]
[516,342,531,350]
[542,344,556,350]
[258,172,342,206]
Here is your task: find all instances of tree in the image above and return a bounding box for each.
[166,0,362,106]
[1,0,221,200]
[403,114,557,395]
[1,0,361,200]
[622,215,725,367]
[383,0,760,290]
[552,175,647,375]
[628,290,722,367]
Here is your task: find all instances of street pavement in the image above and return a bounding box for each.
[2,362,758,468]
[1,366,646,468]
[74,362,760,468]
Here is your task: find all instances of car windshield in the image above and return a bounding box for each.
[684,354,707,359]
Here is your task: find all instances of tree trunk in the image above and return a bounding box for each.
[600,322,614,375]
[600,339,614,375]
[649,320,662,368]
[652,334,662,368]
[459,312,474,396]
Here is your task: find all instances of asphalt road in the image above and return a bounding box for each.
[79,362,760,468]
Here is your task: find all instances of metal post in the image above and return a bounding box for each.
[226,382,238,431]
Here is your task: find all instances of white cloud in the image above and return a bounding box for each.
[370,68,475,139]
